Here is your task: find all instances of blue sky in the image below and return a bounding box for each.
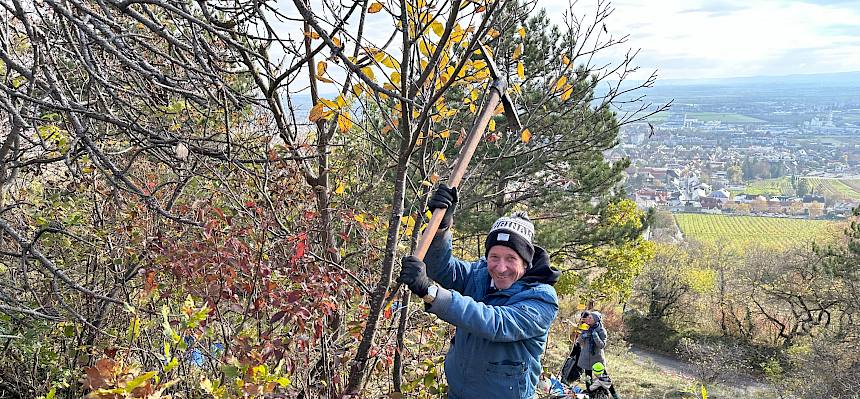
[542,0,860,80]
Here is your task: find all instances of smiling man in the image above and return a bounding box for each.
[397,184,561,399]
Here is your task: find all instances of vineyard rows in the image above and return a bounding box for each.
[674,213,836,250]
[803,178,860,201]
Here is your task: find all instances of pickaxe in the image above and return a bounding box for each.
[387,42,522,311]
[412,42,522,259]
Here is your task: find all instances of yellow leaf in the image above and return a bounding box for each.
[304,31,320,39]
[494,103,504,115]
[486,28,500,38]
[555,75,568,91]
[336,95,347,107]
[361,66,376,81]
[521,128,532,143]
[561,84,573,101]
[488,119,495,132]
[308,103,325,122]
[419,40,434,57]
[470,88,479,100]
[562,54,570,65]
[368,2,383,13]
[701,384,708,399]
[469,103,476,113]
[517,61,524,80]
[317,75,334,83]
[337,113,352,133]
[317,61,327,76]
[320,98,339,110]
[436,151,446,161]
[439,129,450,138]
[381,54,397,69]
[335,181,345,195]
[451,24,465,43]
[391,71,401,85]
[332,37,342,47]
[430,21,444,36]
[518,26,526,38]
[512,45,522,60]
[355,213,366,223]
[352,84,364,96]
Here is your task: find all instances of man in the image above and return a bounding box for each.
[397,184,561,399]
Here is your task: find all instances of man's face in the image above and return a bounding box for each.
[487,245,526,290]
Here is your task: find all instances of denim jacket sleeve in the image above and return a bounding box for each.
[423,230,477,294]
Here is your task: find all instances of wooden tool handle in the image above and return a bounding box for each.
[412,86,504,260]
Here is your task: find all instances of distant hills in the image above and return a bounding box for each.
[655,71,860,87]
[624,71,860,107]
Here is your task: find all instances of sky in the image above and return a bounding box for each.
[539,0,860,80]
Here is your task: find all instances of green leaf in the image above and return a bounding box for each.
[45,388,56,399]
[126,371,157,390]
[222,365,240,378]
[128,316,141,341]
[163,357,179,373]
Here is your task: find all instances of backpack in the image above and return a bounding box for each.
[560,344,582,384]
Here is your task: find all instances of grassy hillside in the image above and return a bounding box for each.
[543,302,778,399]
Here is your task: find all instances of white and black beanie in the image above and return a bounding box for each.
[485,211,535,267]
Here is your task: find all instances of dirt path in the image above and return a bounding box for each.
[628,345,775,395]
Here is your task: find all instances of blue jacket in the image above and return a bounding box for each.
[424,232,561,399]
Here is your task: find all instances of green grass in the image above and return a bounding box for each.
[674,213,836,250]
[646,114,668,123]
[738,177,794,196]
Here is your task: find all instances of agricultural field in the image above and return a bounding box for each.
[674,213,838,250]
[734,177,860,201]
[645,112,764,124]
[739,177,794,196]
[802,177,860,201]
[685,112,766,123]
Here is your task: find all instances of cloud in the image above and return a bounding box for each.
[678,1,750,17]
[538,0,860,79]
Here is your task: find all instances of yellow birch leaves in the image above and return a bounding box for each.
[308,95,353,133]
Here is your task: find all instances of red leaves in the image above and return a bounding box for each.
[288,232,308,264]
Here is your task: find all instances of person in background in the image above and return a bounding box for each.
[586,362,621,399]
[396,184,561,399]
[576,310,607,378]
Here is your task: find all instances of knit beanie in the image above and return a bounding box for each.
[485,211,535,267]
